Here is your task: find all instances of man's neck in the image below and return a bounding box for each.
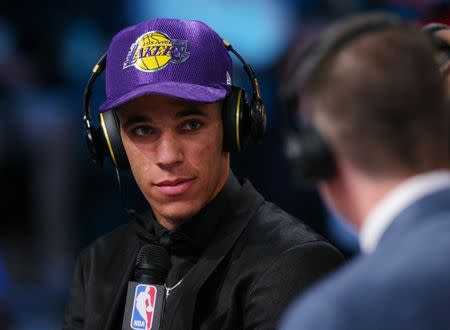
[320,161,411,231]
[347,174,407,231]
[156,216,182,231]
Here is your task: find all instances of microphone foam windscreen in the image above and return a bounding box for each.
[135,244,170,284]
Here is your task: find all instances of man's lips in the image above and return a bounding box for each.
[153,177,196,196]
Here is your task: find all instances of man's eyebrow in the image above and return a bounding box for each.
[121,115,152,128]
[175,108,208,118]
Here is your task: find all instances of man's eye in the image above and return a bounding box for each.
[181,120,203,131]
[133,127,153,136]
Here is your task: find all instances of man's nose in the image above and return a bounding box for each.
[154,132,183,169]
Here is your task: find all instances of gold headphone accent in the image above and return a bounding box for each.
[93,63,101,74]
[99,113,119,168]
[235,89,242,152]
[254,78,261,100]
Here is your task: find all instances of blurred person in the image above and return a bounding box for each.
[278,12,450,330]
[63,18,344,330]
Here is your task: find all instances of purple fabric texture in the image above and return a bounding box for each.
[99,18,232,112]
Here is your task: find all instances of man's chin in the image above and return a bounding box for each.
[152,202,202,229]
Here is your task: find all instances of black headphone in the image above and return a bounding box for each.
[281,13,403,182]
[83,40,266,170]
[422,23,450,67]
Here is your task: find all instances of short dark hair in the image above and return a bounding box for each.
[301,18,447,177]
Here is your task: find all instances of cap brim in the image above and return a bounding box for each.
[99,81,228,112]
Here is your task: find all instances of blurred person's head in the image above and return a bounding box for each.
[284,12,447,228]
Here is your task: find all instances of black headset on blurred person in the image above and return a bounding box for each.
[277,13,448,183]
[421,22,450,155]
[83,42,266,171]
[422,22,450,67]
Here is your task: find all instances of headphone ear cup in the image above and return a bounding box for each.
[250,100,266,144]
[85,126,106,166]
[99,110,130,170]
[222,86,252,152]
[295,125,335,180]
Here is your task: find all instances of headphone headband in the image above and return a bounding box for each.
[223,40,263,110]
[286,13,402,101]
[422,23,450,67]
[83,41,266,168]
[83,52,107,133]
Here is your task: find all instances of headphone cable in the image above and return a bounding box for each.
[114,167,136,217]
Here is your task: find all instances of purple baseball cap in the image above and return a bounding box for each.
[99,18,233,112]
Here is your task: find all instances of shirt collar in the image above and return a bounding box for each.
[170,172,241,252]
[360,170,450,254]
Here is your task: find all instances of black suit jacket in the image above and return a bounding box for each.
[63,175,343,330]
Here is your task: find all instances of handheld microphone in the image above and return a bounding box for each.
[122,244,170,330]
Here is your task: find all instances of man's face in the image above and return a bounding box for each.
[117,94,229,229]
[435,29,450,96]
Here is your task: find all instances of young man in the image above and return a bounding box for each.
[279,13,450,330]
[63,18,343,330]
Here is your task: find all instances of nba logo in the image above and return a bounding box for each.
[130,284,157,330]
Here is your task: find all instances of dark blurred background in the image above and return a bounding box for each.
[0,0,448,329]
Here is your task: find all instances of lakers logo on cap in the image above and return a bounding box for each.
[123,31,190,72]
